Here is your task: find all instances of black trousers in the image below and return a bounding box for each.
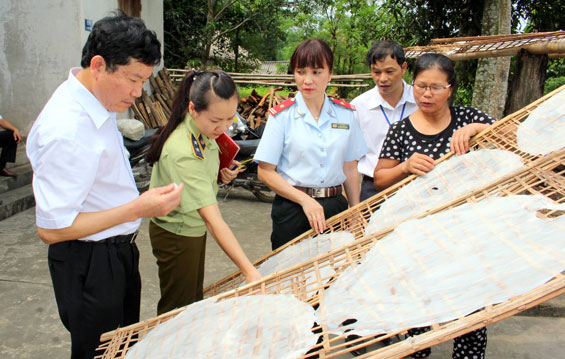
[48,240,141,359]
[0,130,17,168]
[360,175,378,202]
[270,194,348,250]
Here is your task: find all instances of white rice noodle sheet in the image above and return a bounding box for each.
[126,294,318,359]
[318,195,565,336]
[254,231,355,281]
[517,89,565,156]
[365,149,524,235]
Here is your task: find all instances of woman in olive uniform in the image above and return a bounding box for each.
[146,70,261,315]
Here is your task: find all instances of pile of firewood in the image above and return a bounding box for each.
[132,68,294,130]
[131,68,176,129]
[238,86,291,129]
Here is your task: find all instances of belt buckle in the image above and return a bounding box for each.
[312,188,323,198]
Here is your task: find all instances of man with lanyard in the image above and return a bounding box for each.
[352,40,418,201]
[26,13,182,359]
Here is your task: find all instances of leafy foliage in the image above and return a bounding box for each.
[163,0,207,68]
[544,59,565,95]
[164,0,289,70]
[163,0,563,103]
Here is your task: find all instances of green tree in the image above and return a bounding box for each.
[505,0,565,114]
[163,0,207,68]
[200,0,289,68]
[164,0,290,70]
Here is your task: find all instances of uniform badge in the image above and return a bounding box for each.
[331,123,350,130]
[191,133,206,160]
[268,98,297,116]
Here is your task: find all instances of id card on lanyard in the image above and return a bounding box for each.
[380,103,406,126]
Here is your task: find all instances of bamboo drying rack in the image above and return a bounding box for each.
[405,31,565,60]
[96,85,564,358]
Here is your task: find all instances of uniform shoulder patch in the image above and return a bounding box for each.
[190,133,205,160]
[330,97,356,110]
[268,98,297,116]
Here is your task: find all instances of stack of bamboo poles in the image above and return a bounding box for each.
[96,85,565,359]
[131,68,177,129]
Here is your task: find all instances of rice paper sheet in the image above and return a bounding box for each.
[318,195,565,336]
[126,294,318,359]
[517,89,565,156]
[255,231,355,279]
[365,149,524,235]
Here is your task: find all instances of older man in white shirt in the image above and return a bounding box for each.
[352,40,418,202]
[27,13,182,359]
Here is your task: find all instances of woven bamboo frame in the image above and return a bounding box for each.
[405,31,565,60]
[96,85,564,358]
[206,85,565,295]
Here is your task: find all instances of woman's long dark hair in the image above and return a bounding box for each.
[145,69,238,164]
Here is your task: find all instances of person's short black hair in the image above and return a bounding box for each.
[366,40,406,67]
[80,10,161,72]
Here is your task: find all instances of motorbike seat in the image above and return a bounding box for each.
[235,138,261,157]
[123,128,158,151]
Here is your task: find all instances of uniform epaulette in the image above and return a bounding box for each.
[190,133,205,160]
[268,98,297,116]
[330,97,356,110]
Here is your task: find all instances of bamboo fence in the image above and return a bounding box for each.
[96,85,564,358]
[168,69,372,88]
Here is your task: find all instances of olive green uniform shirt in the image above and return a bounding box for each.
[150,114,219,236]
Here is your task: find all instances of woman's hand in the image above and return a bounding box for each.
[219,160,243,184]
[450,123,489,155]
[402,153,435,176]
[301,196,326,234]
[243,267,262,284]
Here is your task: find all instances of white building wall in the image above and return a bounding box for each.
[0,0,163,135]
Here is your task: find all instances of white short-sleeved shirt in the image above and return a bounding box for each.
[254,92,367,187]
[351,81,417,177]
[26,68,140,241]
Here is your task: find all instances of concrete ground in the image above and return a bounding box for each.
[0,187,563,358]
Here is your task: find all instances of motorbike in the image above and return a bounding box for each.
[222,113,274,202]
[123,127,158,192]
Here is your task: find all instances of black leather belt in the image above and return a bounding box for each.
[362,175,374,183]
[88,232,138,244]
[295,185,343,198]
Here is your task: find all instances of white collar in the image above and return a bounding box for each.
[367,80,415,110]
[68,67,115,129]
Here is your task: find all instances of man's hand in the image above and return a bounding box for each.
[13,129,22,144]
[134,182,183,219]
